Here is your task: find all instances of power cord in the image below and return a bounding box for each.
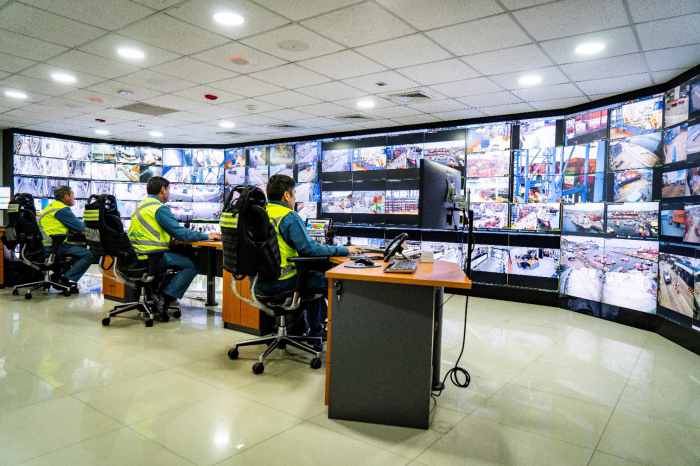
[432,292,471,398]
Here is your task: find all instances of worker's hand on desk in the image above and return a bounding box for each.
[346,246,364,255]
[208,232,222,241]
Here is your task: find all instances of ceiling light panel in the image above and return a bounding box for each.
[301,2,415,48]
[575,43,605,55]
[5,90,28,99]
[490,66,568,89]
[539,27,640,65]
[79,33,181,67]
[213,12,244,26]
[241,24,344,61]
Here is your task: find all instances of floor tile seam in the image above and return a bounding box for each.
[66,366,171,396]
[550,340,644,359]
[589,450,647,466]
[122,427,200,466]
[611,401,700,431]
[636,353,700,369]
[526,356,635,381]
[0,363,74,416]
[168,365,264,392]
[227,383,321,423]
[623,376,700,395]
[442,345,537,368]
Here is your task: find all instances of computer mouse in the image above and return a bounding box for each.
[354,258,374,266]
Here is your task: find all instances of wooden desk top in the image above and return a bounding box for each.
[173,240,222,249]
[326,257,471,289]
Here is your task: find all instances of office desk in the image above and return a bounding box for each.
[324,257,471,429]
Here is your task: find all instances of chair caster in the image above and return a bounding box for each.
[252,362,265,374]
[172,310,181,319]
[145,319,154,327]
[12,289,18,296]
[312,342,323,352]
[310,358,322,370]
[102,318,110,326]
[25,293,32,300]
[44,284,50,291]
[62,290,71,297]
[159,312,170,323]
[228,348,239,359]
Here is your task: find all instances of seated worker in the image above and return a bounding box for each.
[128,176,221,316]
[260,174,362,339]
[39,185,95,292]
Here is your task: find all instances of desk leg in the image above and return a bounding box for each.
[432,286,445,392]
[205,247,218,306]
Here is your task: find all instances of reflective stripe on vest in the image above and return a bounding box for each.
[219,212,238,229]
[127,198,170,256]
[83,209,100,222]
[266,203,298,280]
[39,200,69,246]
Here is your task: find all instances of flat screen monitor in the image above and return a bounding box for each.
[562,203,605,234]
[116,163,140,182]
[566,110,608,146]
[472,202,509,230]
[305,218,331,237]
[353,147,386,171]
[295,142,320,164]
[608,133,662,170]
[609,94,663,139]
[465,177,510,203]
[224,167,246,186]
[139,147,162,166]
[321,191,352,214]
[467,123,511,153]
[683,203,700,243]
[601,238,658,313]
[296,162,318,183]
[660,208,684,238]
[91,143,116,162]
[663,123,688,164]
[664,83,690,127]
[606,202,659,237]
[422,140,464,168]
[248,147,267,167]
[510,203,561,231]
[192,202,222,220]
[170,184,195,202]
[559,235,605,302]
[690,78,700,120]
[385,190,419,215]
[352,190,384,214]
[661,169,688,199]
[270,163,294,178]
[162,149,189,166]
[658,247,698,319]
[115,146,140,163]
[69,180,91,199]
[322,149,353,173]
[614,168,654,202]
[387,144,421,169]
[140,165,162,182]
[192,149,224,167]
[466,150,510,177]
[269,144,294,164]
[68,160,91,179]
[194,185,223,203]
[0,187,10,210]
[224,149,245,168]
[296,202,318,221]
[519,118,557,149]
[296,182,321,203]
[419,160,461,229]
[13,155,42,176]
[248,166,269,185]
[688,119,700,160]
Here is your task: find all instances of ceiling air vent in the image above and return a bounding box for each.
[217,131,248,136]
[268,123,302,130]
[387,90,433,104]
[116,103,178,116]
[335,114,375,121]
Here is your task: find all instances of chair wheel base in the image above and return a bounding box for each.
[310,358,322,370]
[228,348,239,359]
[145,320,154,327]
[25,293,32,299]
[102,318,110,326]
[62,290,71,297]
[312,343,323,352]
[252,362,265,374]
[12,289,18,296]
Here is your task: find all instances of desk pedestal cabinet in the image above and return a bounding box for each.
[222,271,273,336]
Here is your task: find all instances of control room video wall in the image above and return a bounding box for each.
[8,69,700,333]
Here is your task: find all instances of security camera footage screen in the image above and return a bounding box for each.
[224,149,245,168]
[566,110,608,146]
[353,147,387,171]
[322,191,353,214]
[269,144,294,164]
[472,202,508,229]
[562,203,605,234]
[508,247,560,278]
[295,202,318,222]
[519,118,557,149]
[609,94,664,139]
[295,142,320,164]
[664,83,690,127]
[296,162,318,182]
[422,140,464,167]
[661,209,685,238]
[387,145,421,169]
[91,163,116,181]
[193,202,222,220]
[560,236,605,302]
[194,185,223,203]
[352,191,384,214]
[69,180,91,199]
[608,134,662,170]
[466,150,510,177]
[683,203,700,244]
[192,149,224,167]
[658,251,698,318]
[139,148,162,166]
[467,123,511,153]
[466,177,510,203]
[140,165,162,182]
[115,164,140,182]
[248,148,266,167]
[663,123,688,164]
[661,169,689,199]
[614,169,653,202]
[91,144,116,162]
[295,182,320,203]
[270,163,294,178]
[248,166,269,186]
[115,146,140,164]
[606,202,659,237]
[601,238,658,313]
[688,119,700,159]
[510,203,561,231]
[385,190,419,215]
[322,149,353,173]
[224,167,246,186]
[114,183,145,201]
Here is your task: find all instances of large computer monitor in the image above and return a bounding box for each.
[419,160,462,230]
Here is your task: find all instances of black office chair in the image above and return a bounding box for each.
[222,185,325,374]
[82,194,180,327]
[1,193,75,299]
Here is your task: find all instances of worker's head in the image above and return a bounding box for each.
[147,176,170,203]
[267,174,296,209]
[54,185,75,207]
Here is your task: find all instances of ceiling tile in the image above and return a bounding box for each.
[219,99,283,113]
[362,105,424,119]
[323,123,363,132]
[132,115,190,127]
[301,2,415,48]
[0,29,68,62]
[433,108,485,120]
[295,116,345,128]
[86,80,164,101]
[539,27,640,65]
[627,0,700,24]
[429,77,503,98]
[232,114,282,125]
[294,102,350,116]
[500,0,553,9]
[427,14,531,56]
[248,64,331,89]
[253,0,362,21]
[296,81,367,101]
[392,114,441,125]
[118,13,229,55]
[652,68,691,83]
[560,53,648,82]
[0,75,75,97]
[575,73,653,95]
[150,58,235,85]
[20,0,155,30]
[59,89,136,109]
[61,112,130,126]
[258,109,315,121]
[141,94,206,111]
[47,50,141,80]
[256,91,323,108]
[187,105,246,119]
[636,14,700,51]
[175,122,222,134]
[456,91,523,107]
[0,2,105,47]
[478,102,536,116]
[166,0,290,40]
[378,0,504,30]
[332,95,396,110]
[192,42,288,75]
[240,24,345,61]
[297,50,387,80]
[162,111,213,123]
[355,119,399,129]
[210,75,285,97]
[645,45,700,72]
[0,53,37,74]
[407,99,470,113]
[512,82,584,101]
[396,59,481,86]
[461,44,553,76]
[19,64,107,89]
[355,34,452,69]
[513,0,628,41]
[489,66,570,90]
[87,107,148,121]
[79,33,182,68]
[118,69,198,93]
[529,96,591,111]
[341,71,420,94]
[172,85,244,104]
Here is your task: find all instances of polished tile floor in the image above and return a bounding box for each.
[1,279,700,465]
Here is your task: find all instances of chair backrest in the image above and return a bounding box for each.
[1,193,43,258]
[221,185,281,282]
[83,194,139,271]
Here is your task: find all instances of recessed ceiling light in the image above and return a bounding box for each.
[357,100,375,109]
[575,43,605,55]
[219,121,235,128]
[230,57,250,65]
[213,12,244,26]
[518,76,542,86]
[117,90,134,96]
[95,129,109,135]
[150,131,163,137]
[117,48,145,59]
[89,97,104,103]
[51,73,76,83]
[4,90,27,99]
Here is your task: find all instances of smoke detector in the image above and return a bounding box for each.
[278,40,309,52]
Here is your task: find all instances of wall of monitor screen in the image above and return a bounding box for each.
[6,70,700,333]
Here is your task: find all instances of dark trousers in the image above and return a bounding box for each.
[257,270,328,329]
[43,244,94,282]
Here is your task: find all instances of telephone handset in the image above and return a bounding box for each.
[383,233,408,261]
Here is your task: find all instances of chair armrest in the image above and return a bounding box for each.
[287,256,329,263]
[45,234,69,266]
[288,257,329,296]
[145,252,165,282]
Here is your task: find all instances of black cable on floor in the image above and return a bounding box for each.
[432,293,471,398]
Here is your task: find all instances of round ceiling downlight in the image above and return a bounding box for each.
[95,129,109,135]
[230,57,250,65]
[51,73,76,83]
[213,12,244,26]
[575,43,605,55]
[219,121,235,128]
[5,90,27,99]
[518,76,542,86]
[117,48,145,59]
[357,100,375,109]
[150,131,163,137]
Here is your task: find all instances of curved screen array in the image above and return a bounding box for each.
[9,71,700,332]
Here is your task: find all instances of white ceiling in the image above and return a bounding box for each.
[0,0,698,145]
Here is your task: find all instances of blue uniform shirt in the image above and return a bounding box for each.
[148,195,208,242]
[270,201,349,257]
[55,206,86,232]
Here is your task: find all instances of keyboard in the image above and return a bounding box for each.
[383,261,419,274]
